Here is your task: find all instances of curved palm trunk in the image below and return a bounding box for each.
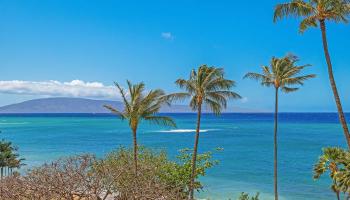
[320,20,350,149]
[274,87,279,200]
[132,127,138,175]
[189,103,202,200]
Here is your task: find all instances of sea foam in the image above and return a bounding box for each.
[155,129,218,133]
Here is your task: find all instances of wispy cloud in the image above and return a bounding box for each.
[241,97,248,103]
[0,80,118,99]
[161,32,174,40]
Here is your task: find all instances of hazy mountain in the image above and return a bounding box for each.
[0,97,261,113]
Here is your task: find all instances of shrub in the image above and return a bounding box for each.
[0,147,218,200]
[237,192,260,200]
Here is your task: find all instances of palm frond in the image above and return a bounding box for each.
[204,98,223,115]
[162,92,191,103]
[281,86,299,93]
[104,105,126,119]
[206,78,235,91]
[246,54,315,92]
[208,91,242,99]
[143,116,177,127]
[114,82,131,113]
[244,72,270,82]
[299,16,318,33]
[274,0,314,22]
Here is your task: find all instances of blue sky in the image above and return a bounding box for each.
[0,0,349,112]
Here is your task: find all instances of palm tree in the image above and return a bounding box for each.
[104,80,176,175]
[314,147,347,200]
[244,55,315,200]
[166,65,241,199]
[273,0,350,148]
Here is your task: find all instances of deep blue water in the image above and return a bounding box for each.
[0,113,348,200]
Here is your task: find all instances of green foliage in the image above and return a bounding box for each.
[244,54,315,92]
[237,192,260,200]
[0,139,25,178]
[166,65,241,114]
[159,148,220,193]
[93,147,219,197]
[104,80,176,129]
[313,147,350,197]
[274,0,350,33]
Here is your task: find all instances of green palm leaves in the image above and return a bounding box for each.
[274,0,350,33]
[274,0,350,148]
[105,81,176,128]
[244,55,316,91]
[167,65,241,200]
[314,147,350,199]
[168,65,241,114]
[105,80,176,175]
[245,55,315,200]
[0,140,24,179]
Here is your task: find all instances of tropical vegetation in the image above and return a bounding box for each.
[1,1,350,199]
[166,65,241,199]
[273,0,350,148]
[104,80,176,176]
[237,192,260,200]
[244,54,315,200]
[0,146,218,200]
[314,147,350,200]
[0,139,24,179]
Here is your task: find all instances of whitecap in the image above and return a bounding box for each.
[0,122,28,125]
[155,129,218,133]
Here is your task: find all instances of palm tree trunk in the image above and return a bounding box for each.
[189,103,202,200]
[132,127,138,175]
[320,20,350,149]
[274,87,279,200]
[336,191,340,200]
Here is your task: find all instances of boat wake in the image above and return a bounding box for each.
[155,129,218,133]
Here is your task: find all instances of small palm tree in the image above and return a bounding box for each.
[273,0,350,148]
[244,55,315,200]
[167,65,241,199]
[314,147,347,200]
[105,80,176,175]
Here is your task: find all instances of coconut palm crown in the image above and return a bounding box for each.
[168,65,241,114]
[104,80,176,174]
[273,0,350,33]
[244,55,316,91]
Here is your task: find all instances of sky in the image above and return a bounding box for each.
[0,0,349,112]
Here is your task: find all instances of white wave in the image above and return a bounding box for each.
[156,129,218,133]
[0,122,28,125]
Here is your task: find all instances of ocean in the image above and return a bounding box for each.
[0,113,347,200]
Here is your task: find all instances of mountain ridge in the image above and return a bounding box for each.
[0,97,260,113]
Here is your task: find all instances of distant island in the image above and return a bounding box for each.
[0,97,261,113]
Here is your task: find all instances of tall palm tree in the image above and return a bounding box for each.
[273,0,350,148]
[104,80,176,175]
[244,55,315,200]
[167,65,241,199]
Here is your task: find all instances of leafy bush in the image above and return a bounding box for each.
[0,146,218,200]
[237,192,260,200]
[93,147,219,199]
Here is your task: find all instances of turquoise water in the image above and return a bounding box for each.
[0,113,347,200]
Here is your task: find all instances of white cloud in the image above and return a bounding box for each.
[241,97,248,103]
[0,80,118,99]
[161,32,174,40]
